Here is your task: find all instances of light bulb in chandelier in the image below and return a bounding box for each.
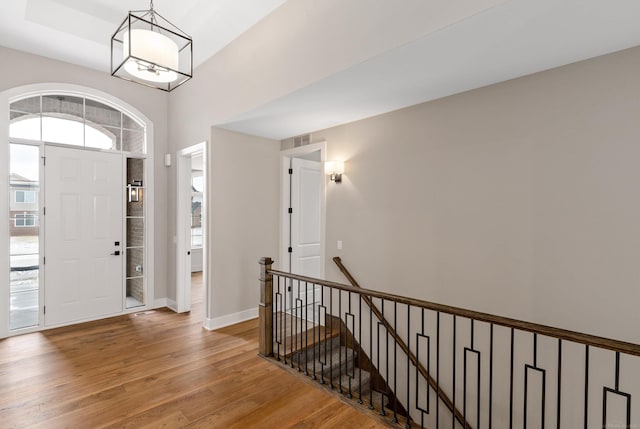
[122,29,179,83]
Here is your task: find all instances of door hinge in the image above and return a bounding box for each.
[287,247,292,253]
[43,305,46,315]
[288,168,293,175]
[43,207,46,215]
[41,156,46,166]
[43,256,46,265]
[288,207,292,214]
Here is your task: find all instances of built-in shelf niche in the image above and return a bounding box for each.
[126,157,145,308]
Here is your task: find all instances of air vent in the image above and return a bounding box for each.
[293,134,312,147]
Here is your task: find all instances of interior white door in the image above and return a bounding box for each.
[291,157,322,276]
[44,145,123,326]
[290,157,322,319]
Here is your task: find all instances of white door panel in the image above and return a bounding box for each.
[291,158,322,276]
[290,158,322,319]
[44,146,123,326]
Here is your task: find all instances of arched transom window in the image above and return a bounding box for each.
[9,94,146,154]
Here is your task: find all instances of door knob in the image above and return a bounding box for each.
[111,250,121,256]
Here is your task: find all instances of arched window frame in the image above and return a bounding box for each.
[0,83,156,338]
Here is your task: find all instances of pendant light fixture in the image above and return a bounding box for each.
[111,0,192,91]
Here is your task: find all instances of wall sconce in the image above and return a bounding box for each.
[128,180,143,202]
[325,160,345,183]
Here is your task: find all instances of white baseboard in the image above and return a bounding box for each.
[203,308,258,331]
[166,299,178,312]
[153,298,168,309]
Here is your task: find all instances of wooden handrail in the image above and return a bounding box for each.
[266,267,640,357]
[332,256,472,429]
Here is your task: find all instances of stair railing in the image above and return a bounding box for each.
[333,256,472,429]
[258,257,640,429]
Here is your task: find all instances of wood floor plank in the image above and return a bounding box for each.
[0,274,389,428]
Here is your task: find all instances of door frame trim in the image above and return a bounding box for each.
[279,141,327,277]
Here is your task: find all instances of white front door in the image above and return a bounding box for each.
[290,157,322,319]
[44,145,123,326]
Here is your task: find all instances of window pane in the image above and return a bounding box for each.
[192,175,204,193]
[85,124,119,150]
[42,116,84,146]
[191,194,203,248]
[85,99,121,128]
[122,129,144,153]
[9,259,39,330]
[10,114,41,141]
[42,95,83,117]
[123,113,143,132]
[10,144,39,182]
[10,96,40,114]
[10,143,40,330]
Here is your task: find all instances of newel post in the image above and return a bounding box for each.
[258,257,273,357]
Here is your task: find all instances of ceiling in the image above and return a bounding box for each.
[218,0,640,139]
[1,0,640,140]
[0,0,288,71]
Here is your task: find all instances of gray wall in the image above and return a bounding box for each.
[0,45,170,303]
[288,46,640,345]
[208,128,280,319]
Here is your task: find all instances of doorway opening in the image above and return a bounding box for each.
[176,142,207,317]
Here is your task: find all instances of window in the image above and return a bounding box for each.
[9,95,146,154]
[15,190,36,204]
[191,169,204,248]
[15,213,37,228]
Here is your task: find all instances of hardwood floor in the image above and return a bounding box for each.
[0,273,388,428]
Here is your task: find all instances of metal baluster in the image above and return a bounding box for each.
[369,295,374,410]
[602,351,632,429]
[556,339,561,429]
[489,323,494,429]
[347,291,353,398]
[329,286,334,388]
[291,280,302,372]
[382,298,388,416]
[304,281,309,376]
[510,327,515,429]
[311,281,316,379]
[452,315,456,429]
[436,311,440,429]
[289,280,298,368]
[524,333,545,429]
[406,304,411,429]
[584,345,589,429]
[275,276,280,361]
[338,287,342,392]
[320,283,325,384]
[464,319,481,429]
[358,293,363,404]
[296,280,307,372]
[393,301,398,423]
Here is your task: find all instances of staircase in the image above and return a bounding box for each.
[273,311,409,426]
[260,257,640,429]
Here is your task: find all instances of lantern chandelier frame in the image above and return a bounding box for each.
[111,0,192,91]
